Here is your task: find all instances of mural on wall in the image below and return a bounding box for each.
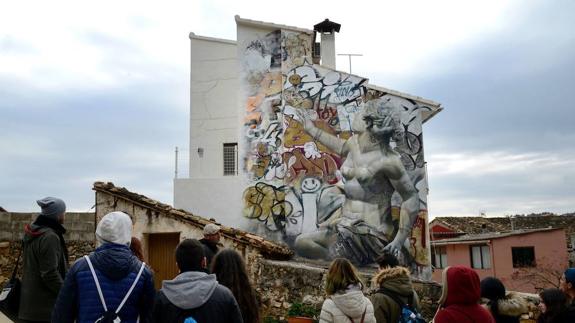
[239,27,431,278]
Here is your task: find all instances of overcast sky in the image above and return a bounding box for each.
[1,0,574,219]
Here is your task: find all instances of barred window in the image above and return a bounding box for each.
[223,143,237,176]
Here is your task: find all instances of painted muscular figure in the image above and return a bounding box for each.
[293,97,420,264]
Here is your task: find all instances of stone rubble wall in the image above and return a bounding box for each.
[250,258,443,321]
[0,212,96,286]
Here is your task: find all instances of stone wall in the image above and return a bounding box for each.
[251,258,442,321]
[0,212,96,286]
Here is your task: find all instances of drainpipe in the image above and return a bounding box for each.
[490,241,496,277]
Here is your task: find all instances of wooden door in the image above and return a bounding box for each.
[147,232,180,289]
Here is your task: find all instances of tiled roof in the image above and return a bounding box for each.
[431,227,563,245]
[431,214,575,246]
[92,182,293,260]
[432,214,575,235]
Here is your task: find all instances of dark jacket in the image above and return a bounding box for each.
[52,243,156,323]
[369,266,421,323]
[18,222,68,321]
[433,266,496,323]
[199,238,220,269]
[537,302,575,323]
[482,291,529,323]
[152,271,243,323]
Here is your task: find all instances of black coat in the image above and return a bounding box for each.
[18,222,68,321]
[152,283,243,323]
[199,238,220,269]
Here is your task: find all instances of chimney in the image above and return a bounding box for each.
[314,19,341,70]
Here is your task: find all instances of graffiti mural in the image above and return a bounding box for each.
[239,25,431,279]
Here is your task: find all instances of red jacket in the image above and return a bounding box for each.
[433,266,496,323]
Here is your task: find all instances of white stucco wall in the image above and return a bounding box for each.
[174,177,245,227]
[174,34,243,221]
[189,34,239,179]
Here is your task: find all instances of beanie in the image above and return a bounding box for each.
[37,197,66,221]
[96,211,132,246]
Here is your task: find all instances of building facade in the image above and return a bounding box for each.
[430,227,569,293]
[175,16,442,278]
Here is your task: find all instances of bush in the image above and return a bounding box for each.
[287,302,320,319]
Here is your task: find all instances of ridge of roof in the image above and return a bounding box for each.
[364,83,442,123]
[92,181,293,260]
[432,227,563,244]
[189,32,236,44]
[235,15,314,34]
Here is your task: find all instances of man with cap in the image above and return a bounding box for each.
[561,268,575,303]
[200,223,222,271]
[19,197,68,322]
[52,211,156,323]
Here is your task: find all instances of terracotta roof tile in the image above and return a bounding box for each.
[93,181,293,260]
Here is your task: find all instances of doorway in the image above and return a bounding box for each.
[147,232,180,289]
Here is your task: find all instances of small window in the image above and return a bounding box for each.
[432,246,447,269]
[313,42,321,58]
[512,247,536,268]
[470,245,491,269]
[223,143,238,176]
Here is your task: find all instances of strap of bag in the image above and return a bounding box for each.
[84,255,146,315]
[85,255,108,312]
[116,261,146,314]
[11,240,24,280]
[347,305,367,323]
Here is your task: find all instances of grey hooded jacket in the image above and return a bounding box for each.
[152,271,243,323]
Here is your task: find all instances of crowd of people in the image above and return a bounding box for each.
[7,196,575,323]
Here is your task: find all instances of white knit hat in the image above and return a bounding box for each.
[203,223,220,235]
[96,211,132,246]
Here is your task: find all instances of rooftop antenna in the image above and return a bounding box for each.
[337,53,363,74]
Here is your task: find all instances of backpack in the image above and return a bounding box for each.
[379,288,426,323]
[85,255,146,323]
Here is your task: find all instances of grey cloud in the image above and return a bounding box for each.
[0,75,187,212]
[0,36,37,55]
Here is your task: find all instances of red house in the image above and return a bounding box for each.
[430,225,568,293]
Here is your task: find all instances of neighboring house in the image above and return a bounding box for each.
[431,215,575,265]
[93,181,292,288]
[430,227,568,293]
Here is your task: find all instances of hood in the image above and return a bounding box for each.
[91,243,139,280]
[373,266,414,298]
[161,271,218,310]
[331,287,369,318]
[490,292,529,316]
[439,266,481,306]
[23,223,50,243]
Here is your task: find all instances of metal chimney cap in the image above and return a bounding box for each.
[314,19,341,33]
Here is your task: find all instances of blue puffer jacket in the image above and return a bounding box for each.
[52,243,156,323]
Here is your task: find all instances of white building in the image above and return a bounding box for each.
[175,16,441,223]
